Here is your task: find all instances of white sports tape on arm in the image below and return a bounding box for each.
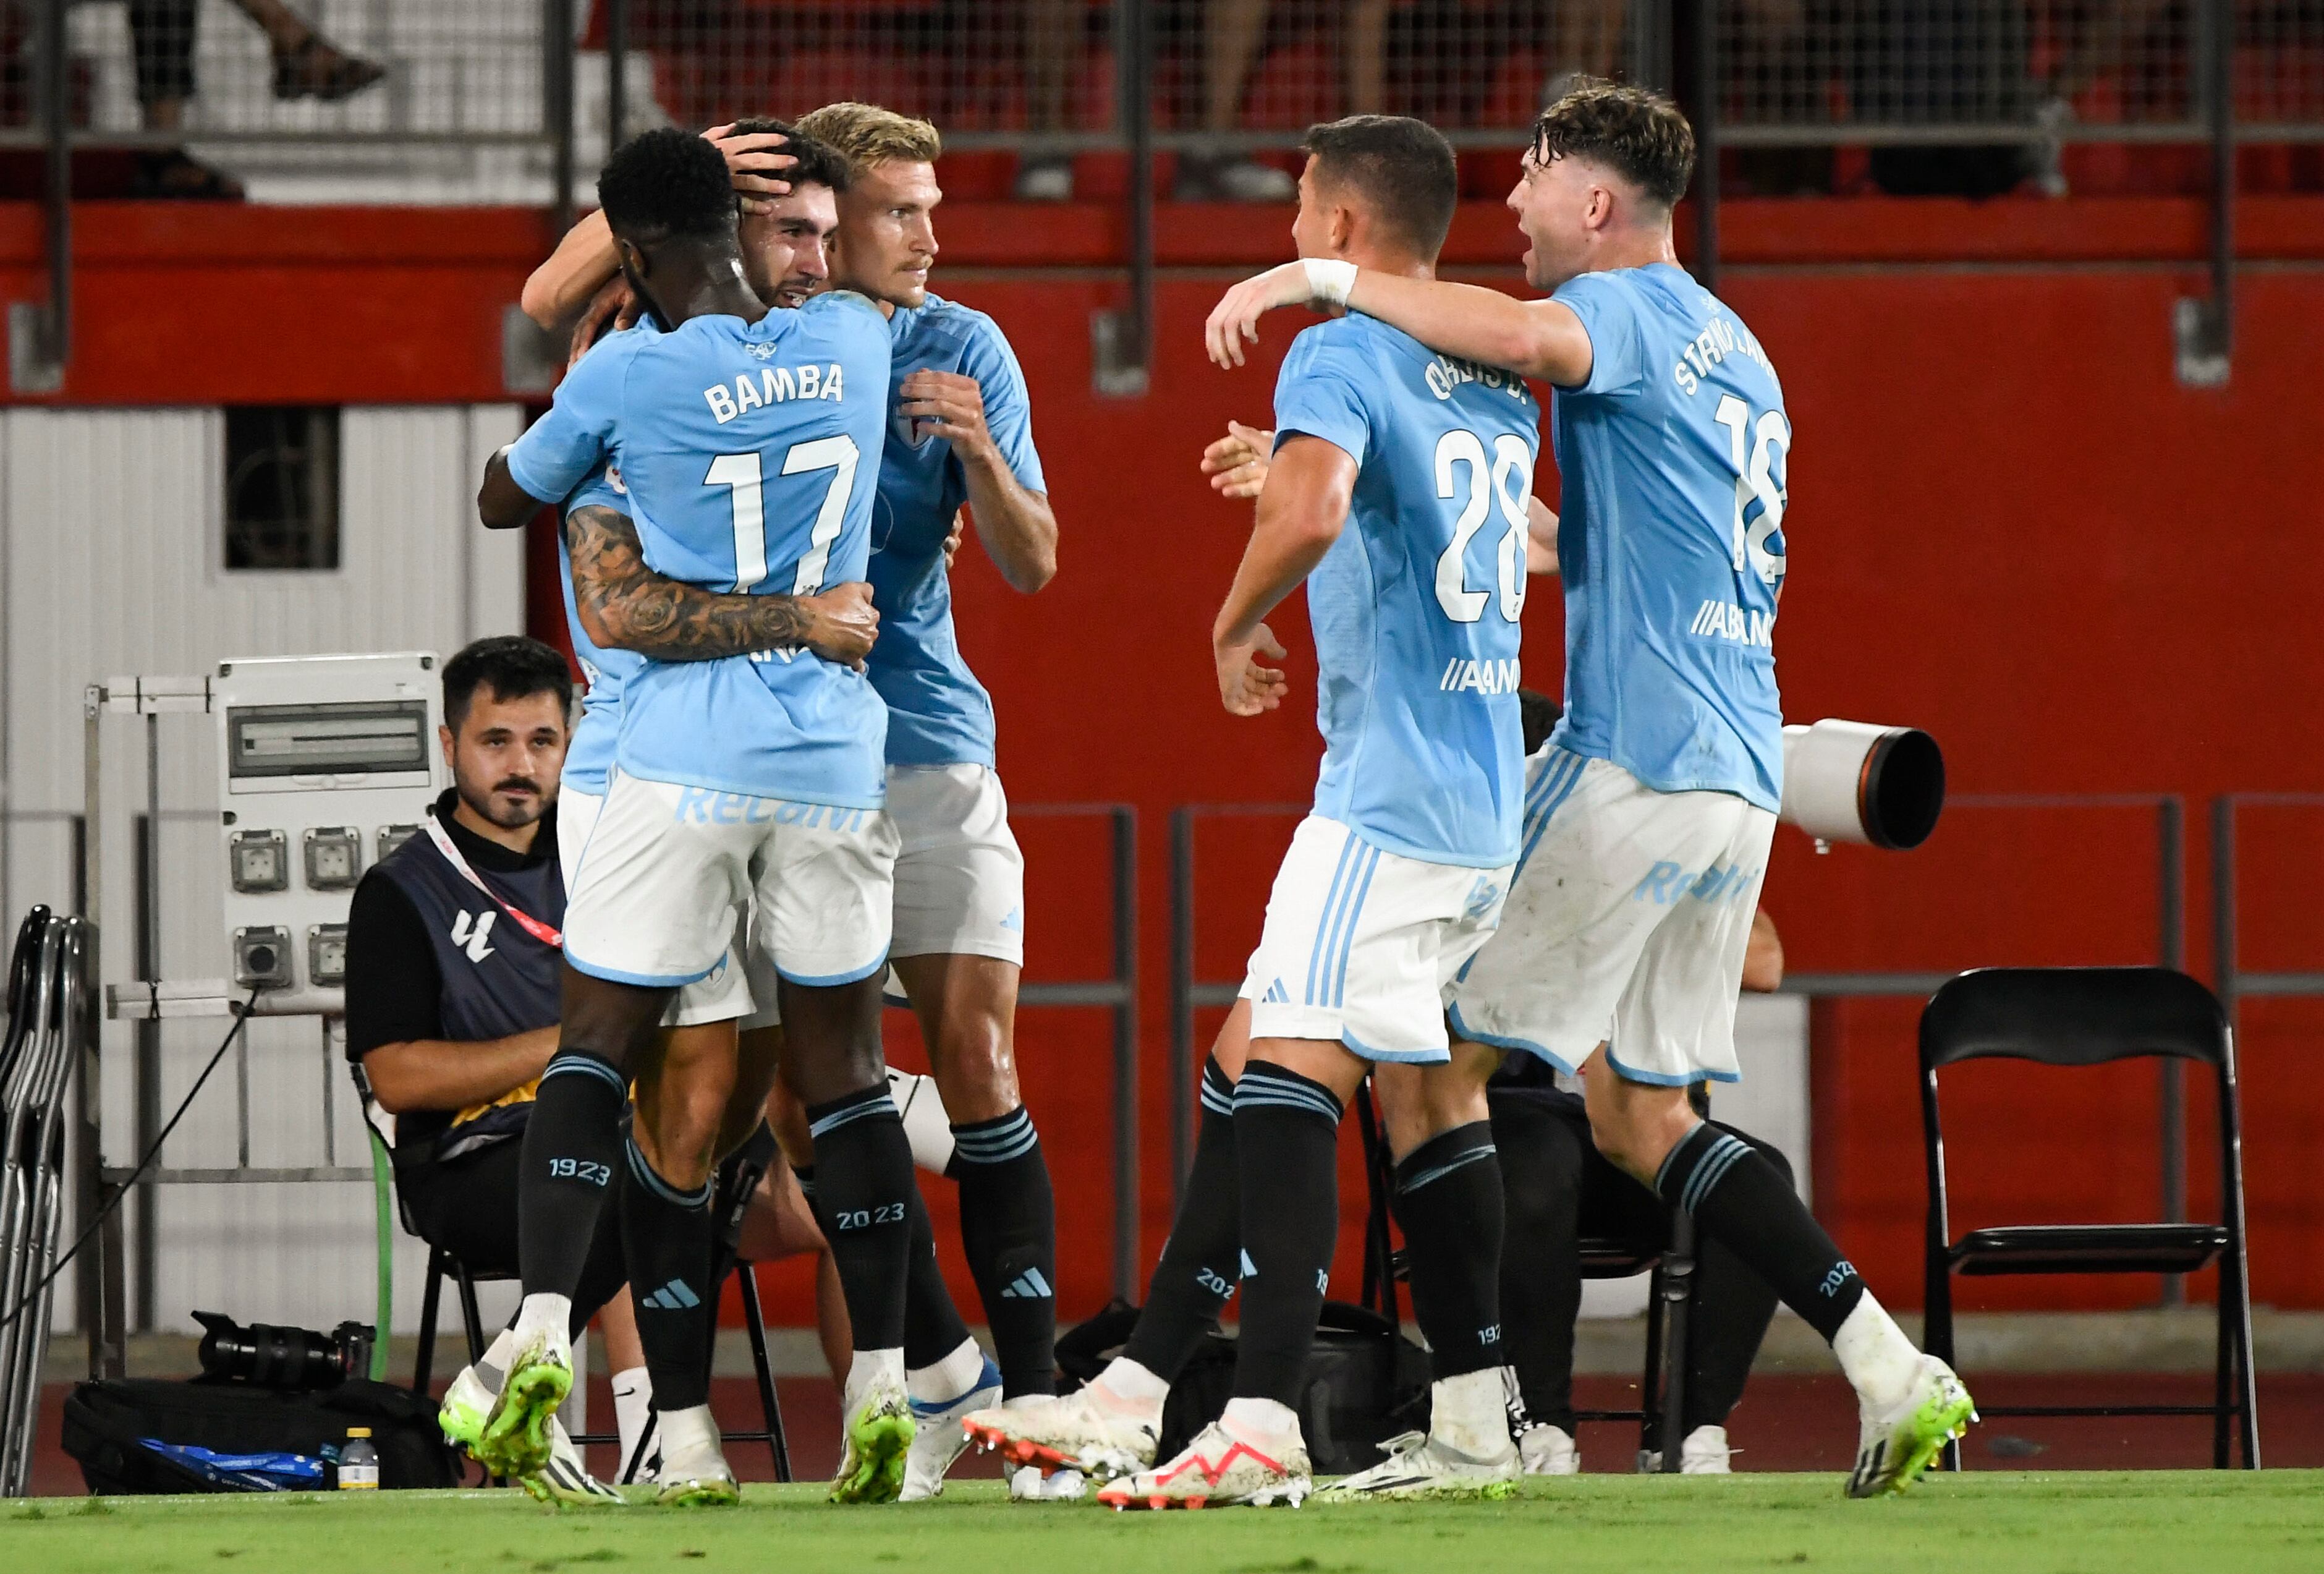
[1302,258,1358,310]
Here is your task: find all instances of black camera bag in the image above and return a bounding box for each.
[61,1377,458,1494]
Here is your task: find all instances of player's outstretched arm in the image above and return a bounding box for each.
[1211,435,1356,717]
[1205,261,1595,387]
[566,505,880,668]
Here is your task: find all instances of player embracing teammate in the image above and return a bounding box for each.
[977,83,1973,1506]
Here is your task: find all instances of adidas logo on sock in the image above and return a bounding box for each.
[641,1278,701,1311]
[1240,1248,1258,1280]
[999,1267,1053,1300]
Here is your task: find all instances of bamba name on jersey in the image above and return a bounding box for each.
[703,361,848,423]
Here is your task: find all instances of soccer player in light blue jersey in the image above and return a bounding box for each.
[795,102,1073,1503]
[472,129,925,1507]
[1045,115,1534,1511]
[1206,81,1974,1499]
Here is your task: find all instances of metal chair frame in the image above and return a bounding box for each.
[1919,966,2260,1470]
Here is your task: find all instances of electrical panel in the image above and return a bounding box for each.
[214,653,443,1013]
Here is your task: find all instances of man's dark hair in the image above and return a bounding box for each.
[443,636,572,733]
[1299,114,1459,259]
[1531,79,1695,210]
[597,126,737,244]
[1517,689,1563,757]
[729,117,851,195]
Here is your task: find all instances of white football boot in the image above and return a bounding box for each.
[1847,1355,1976,1499]
[1315,1429,1520,1503]
[1517,1423,1579,1476]
[1095,1421,1310,1511]
[520,1417,628,1508]
[653,1406,739,1507]
[962,1385,1160,1481]
[900,1355,1001,1502]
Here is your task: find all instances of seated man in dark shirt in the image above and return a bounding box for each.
[1491,689,1792,1476]
[346,637,634,1504]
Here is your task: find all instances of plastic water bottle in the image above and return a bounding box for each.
[337,1427,380,1491]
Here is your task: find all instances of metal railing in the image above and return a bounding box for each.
[1010,803,1141,1301]
[1168,794,2195,1288]
[2212,792,2324,1019]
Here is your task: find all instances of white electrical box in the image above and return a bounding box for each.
[213,653,444,1013]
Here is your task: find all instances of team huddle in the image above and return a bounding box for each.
[460,82,1975,1512]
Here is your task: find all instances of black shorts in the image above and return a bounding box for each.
[396,1136,627,1332]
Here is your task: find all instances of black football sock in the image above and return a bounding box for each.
[619,1135,716,1412]
[1488,1095,1587,1434]
[1653,1121,1864,1341]
[805,1083,918,1353]
[1122,1057,1242,1383]
[951,1106,1058,1398]
[902,1185,975,1373]
[517,1051,629,1300]
[1389,1121,1506,1381]
[1227,1062,1344,1408]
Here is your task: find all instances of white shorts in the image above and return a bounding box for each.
[563,770,897,993]
[559,785,777,1028]
[1446,746,1776,1086]
[885,763,1026,966]
[1238,815,1512,1063]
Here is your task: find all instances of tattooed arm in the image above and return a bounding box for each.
[566,504,880,668]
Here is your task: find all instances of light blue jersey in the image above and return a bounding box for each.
[1273,313,1538,869]
[554,462,639,798]
[506,291,895,807]
[865,293,1046,767]
[1548,263,1789,811]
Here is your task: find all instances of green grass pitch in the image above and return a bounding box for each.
[8,1473,2322,1574]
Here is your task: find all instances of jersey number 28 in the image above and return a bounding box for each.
[705,436,861,662]
[1433,429,1531,624]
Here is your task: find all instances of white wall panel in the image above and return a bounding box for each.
[2,404,524,1335]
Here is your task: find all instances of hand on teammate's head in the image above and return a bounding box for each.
[702,122,796,215]
[567,275,637,368]
[1202,422,1275,500]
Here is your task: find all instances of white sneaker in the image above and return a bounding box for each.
[1014,157,1074,201]
[653,1408,739,1507]
[900,1356,1001,1502]
[519,1416,627,1507]
[1008,1463,1088,1502]
[1848,1355,1976,1499]
[1638,1424,1733,1475]
[475,1322,570,1478]
[1517,1423,1579,1476]
[1095,1421,1310,1511]
[1315,1429,1520,1503]
[831,1366,916,1505]
[962,1385,1160,1480]
[1213,159,1296,202]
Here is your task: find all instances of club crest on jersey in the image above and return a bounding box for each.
[604,466,626,495]
[703,362,845,423]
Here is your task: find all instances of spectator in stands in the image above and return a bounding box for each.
[1174,0,1393,200]
[1016,0,1084,198]
[108,0,384,195]
[347,637,846,1494]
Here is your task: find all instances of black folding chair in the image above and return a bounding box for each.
[1919,966,2259,1470]
[1352,1081,1695,1468]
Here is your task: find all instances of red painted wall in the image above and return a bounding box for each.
[7,197,2322,1324]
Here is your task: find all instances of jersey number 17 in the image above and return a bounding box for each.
[705,436,862,662]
